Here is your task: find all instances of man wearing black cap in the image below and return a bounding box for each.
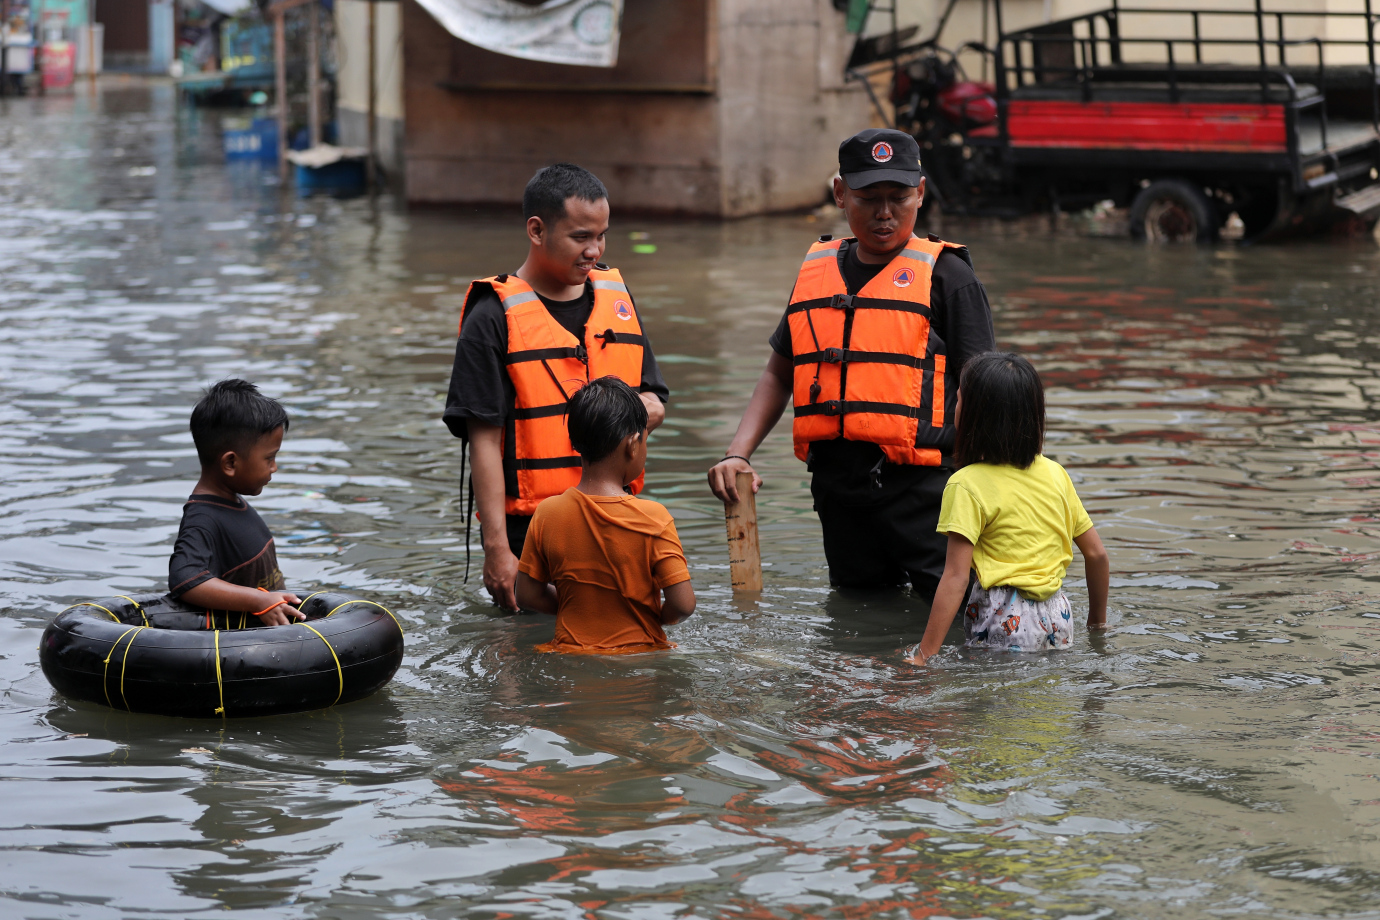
[707,128,996,603]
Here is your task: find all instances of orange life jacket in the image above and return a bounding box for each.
[459,266,646,515]
[787,235,967,467]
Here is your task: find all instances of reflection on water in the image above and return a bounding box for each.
[2,79,1380,917]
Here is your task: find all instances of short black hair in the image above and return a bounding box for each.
[522,163,608,227]
[953,352,1045,468]
[190,379,289,467]
[566,376,647,464]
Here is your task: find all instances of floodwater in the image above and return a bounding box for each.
[3,79,1380,920]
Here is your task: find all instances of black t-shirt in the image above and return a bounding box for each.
[839,243,888,292]
[767,239,997,501]
[168,493,286,598]
[443,280,670,440]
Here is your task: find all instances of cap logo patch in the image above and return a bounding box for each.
[872,141,894,163]
[614,300,633,320]
[893,267,915,288]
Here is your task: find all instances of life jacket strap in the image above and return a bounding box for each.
[510,456,583,470]
[461,440,474,584]
[594,329,648,348]
[792,350,943,369]
[506,345,586,365]
[786,296,933,318]
[794,400,924,419]
[511,403,569,420]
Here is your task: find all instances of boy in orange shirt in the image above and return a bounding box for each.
[516,377,695,652]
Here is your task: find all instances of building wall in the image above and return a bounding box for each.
[400,0,870,215]
[401,0,722,212]
[335,0,407,184]
[96,0,147,69]
[716,0,870,215]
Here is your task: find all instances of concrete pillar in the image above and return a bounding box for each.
[148,0,173,74]
[336,0,406,183]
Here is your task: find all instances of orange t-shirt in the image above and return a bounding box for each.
[519,488,690,654]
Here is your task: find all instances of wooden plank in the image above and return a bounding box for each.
[724,471,762,593]
[274,10,287,180]
[1337,181,1380,216]
[367,0,377,189]
[307,1,320,147]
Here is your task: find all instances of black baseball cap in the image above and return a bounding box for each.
[838,128,922,189]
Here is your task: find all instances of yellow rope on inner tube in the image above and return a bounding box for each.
[298,591,328,609]
[118,626,148,711]
[300,622,344,706]
[114,596,148,626]
[324,600,401,632]
[102,626,140,708]
[213,630,225,716]
[65,603,119,622]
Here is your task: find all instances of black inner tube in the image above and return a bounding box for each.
[39,592,404,718]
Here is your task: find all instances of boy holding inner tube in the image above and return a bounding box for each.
[168,379,304,626]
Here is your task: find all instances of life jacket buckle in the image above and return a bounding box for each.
[830,294,854,309]
[596,328,617,348]
[821,399,843,416]
[576,344,588,362]
[822,347,845,364]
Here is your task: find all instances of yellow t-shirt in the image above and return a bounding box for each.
[938,455,1094,600]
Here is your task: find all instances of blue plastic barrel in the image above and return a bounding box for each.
[225,118,279,161]
[295,159,366,194]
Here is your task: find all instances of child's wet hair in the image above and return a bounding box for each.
[566,376,647,463]
[190,379,289,467]
[954,352,1044,468]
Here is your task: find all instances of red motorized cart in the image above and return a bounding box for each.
[852,0,1380,240]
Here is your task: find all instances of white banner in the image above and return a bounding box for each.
[413,0,624,68]
[199,0,251,15]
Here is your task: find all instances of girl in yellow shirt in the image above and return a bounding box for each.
[908,353,1109,663]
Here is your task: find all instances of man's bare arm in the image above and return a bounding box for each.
[468,421,519,611]
[707,351,793,504]
[640,392,666,433]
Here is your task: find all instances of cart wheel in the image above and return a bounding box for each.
[1129,180,1218,243]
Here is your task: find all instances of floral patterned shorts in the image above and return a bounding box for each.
[962,583,1074,652]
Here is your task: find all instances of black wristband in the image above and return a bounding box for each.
[720,454,752,466]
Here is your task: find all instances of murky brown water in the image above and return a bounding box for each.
[4,79,1380,919]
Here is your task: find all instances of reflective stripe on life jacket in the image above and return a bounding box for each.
[458,266,646,515]
[787,235,966,467]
